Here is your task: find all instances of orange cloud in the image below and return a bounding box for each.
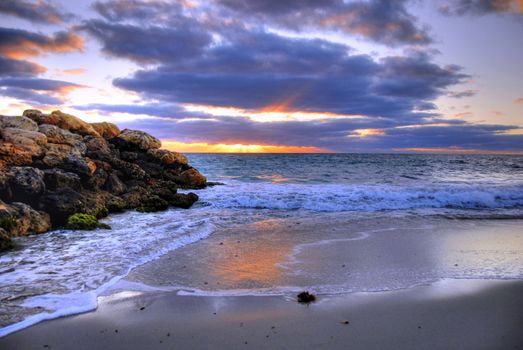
[515,97,523,104]
[1,31,84,60]
[63,68,87,75]
[162,141,331,153]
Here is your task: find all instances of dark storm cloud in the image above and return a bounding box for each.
[0,0,72,24]
[80,20,211,64]
[0,56,46,77]
[439,0,522,16]
[0,27,84,59]
[213,0,432,46]
[111,31,466,118]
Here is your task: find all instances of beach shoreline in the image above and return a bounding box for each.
[1,213,523,348]
[1,278,522,350]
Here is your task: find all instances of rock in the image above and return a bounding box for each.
[31,110,99,137]
[112,129,161,151]
[170,192,199,209]
[90,122,120,139]
[9,202,51,235]
[38,188,88,226]
[63,155,97,177]
[106,196,127,212]
[43,169,81,190]
[110,158,148,180]
[66,213,110,230]
[104,172,126,195]
[84,136,112,161]
[2,167,45,204]
[0,115,38,131]
[0,228,14,252]
[1,128,47,156]
[38,125,86,154]
[0,142,33,169]
[0,200,50,236]
[42,143,78,168]
[147,149,188,167]
[177,168,206,188]
[22,109,44,122]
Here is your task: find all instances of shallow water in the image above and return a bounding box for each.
[1,153,522,336]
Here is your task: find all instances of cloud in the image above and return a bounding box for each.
[114,114,523,152]
[110,31,465,119]
[0,77,84,105]
[0,0,73,24]
[80,20,211,64]
[447,89,478,98]
[213,0,432,46]
[92,0,185,22]
[0,86,63,105]
[0,56,46,77]
[514,97,523,104]
[439,0,523,16]
[0,27,84,59]
[73,102,211,119]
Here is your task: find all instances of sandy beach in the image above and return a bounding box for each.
[1,279,522,350]
[2,213,523,349]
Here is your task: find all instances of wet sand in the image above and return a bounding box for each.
[2,214,523,349]
[1,279,522,350]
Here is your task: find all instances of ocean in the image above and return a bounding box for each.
[1,153,523,336]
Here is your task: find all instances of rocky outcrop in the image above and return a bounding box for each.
[90,122,120,139]
[0,109,207,252]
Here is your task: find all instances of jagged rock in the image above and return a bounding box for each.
[177,168,207,188]
[27,110,99,137]
[38,188,88,226]
[1,167,46,204]
[110,158,148,180]
[0,115,38,131]
[38,124,86,154]
[0,228,14,251]
[112,129,161,151]
[62,155,97,177]
[0,200,50,237]
[84,135,112,160]
[1,128,47,157]
[104,172,126,195]
[10,202,51,235]
[90,122,120,139]
[2,109,205,240]
[22,109,44,122]
[147,149,188,167]
[43,169,81,190]
[170,192,199,209]
[0,142,33,169]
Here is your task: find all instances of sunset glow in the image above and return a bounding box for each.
[162,141,331,153]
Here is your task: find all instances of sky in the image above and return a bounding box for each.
[0,0,522,153]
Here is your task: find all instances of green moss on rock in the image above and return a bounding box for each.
[0,228,15,252]
[66,213,111,230]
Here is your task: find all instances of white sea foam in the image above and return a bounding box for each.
[200,182,523,212]
[0,208,217,338]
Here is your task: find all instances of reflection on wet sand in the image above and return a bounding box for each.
[206,220,295,287]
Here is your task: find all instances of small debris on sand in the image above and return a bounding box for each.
[297,291,316,303]
[341,320,350,325]
[140,306,145,310]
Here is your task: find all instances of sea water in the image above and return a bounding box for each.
[1,154,522,336]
